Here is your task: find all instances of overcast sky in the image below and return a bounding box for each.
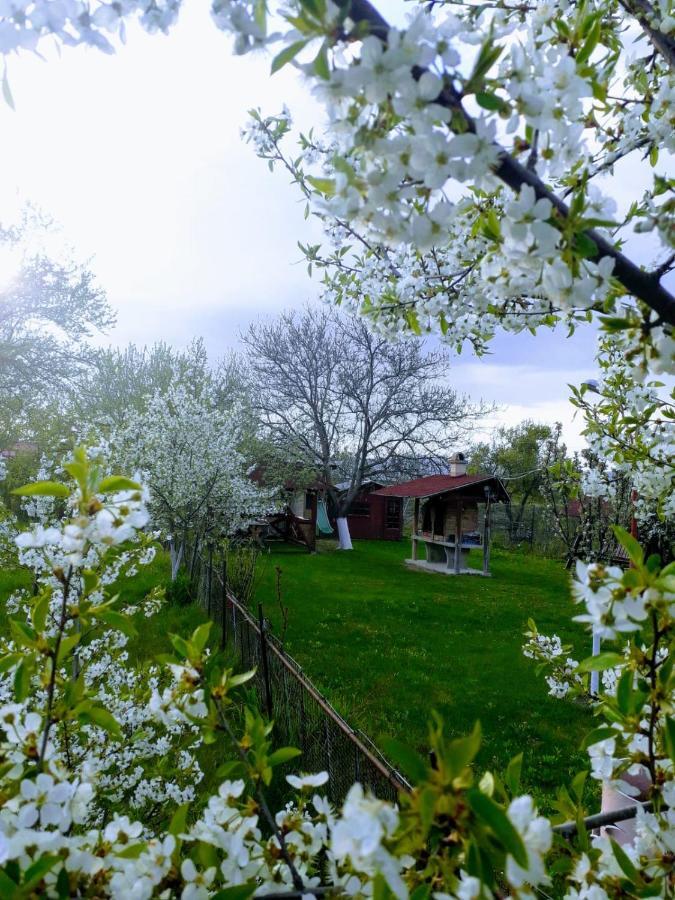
[0,0,660,451]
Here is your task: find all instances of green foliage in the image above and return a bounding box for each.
[166,570,193,607]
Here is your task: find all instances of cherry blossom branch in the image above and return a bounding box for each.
[341,0,675,326]
[618,0,675,70]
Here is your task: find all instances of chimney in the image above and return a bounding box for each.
[449,452,467,477]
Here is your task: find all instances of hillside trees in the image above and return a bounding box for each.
[0,210,114,447]
[242,307,489,548]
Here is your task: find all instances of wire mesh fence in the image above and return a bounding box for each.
[190,544,410,805]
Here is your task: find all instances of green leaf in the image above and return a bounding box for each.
[380,737,428,784]
[576,16,601,64]
[313,41,330,80]
[418,785,436,835]
[611,837,640,884]
[215,760,246,779]
[22,855,60,891]
[31,592,51,633]
[169,633,191,660]
[268,746,302,766]
[192,622,212,653]
[372,873,395,900]
[0,867,18,899]
[12,481,69,498]
[467,789,528,868]
[169,802,190,837]
[211,884,257,900]
[664,717,675,763]
[475,91,506,111]
[10,619,37,649]
[13,660,31,702]
[271,39,309,74]
[56,633,80,666]
[116,843,147,859]
[573,232,598,259]
[306,175,335,196]
[612,526,644,567]
[576,652,624,673]
[80,705,123,741]
[0,653,21,674]
[98,475,141,493]
[581,726,619,749]
[616,670,631,715]
[445,721,482,777]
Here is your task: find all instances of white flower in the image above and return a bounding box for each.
[505,795,551,890]
[286,771,329,790]
[181,858,216,900]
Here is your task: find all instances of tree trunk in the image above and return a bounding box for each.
[336,517,353,550]
[169,539,184,581]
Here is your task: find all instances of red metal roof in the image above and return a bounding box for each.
[371,473,509,501]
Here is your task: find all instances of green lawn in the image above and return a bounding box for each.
[253,540,595,808]
[0,552,214,666]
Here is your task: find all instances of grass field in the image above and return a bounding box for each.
[252,539,595,807]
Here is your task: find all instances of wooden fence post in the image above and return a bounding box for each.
[221,554,228,649]
[258,603,274,720]
[207,543,213,617]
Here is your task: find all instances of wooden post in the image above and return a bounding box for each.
[258,603,274,720]
[454,498,462,574]
[412,497,420,560]
[220,554,228,649]
[207,543,213,617]
[483,492,491,575]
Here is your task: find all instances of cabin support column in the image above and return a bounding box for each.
[412,497,419,560]
[454,499,462,574]
[483,492,491,575]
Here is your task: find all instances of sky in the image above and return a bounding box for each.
[0,0,659,451]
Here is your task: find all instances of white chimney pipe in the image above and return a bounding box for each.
[449,452,467,477]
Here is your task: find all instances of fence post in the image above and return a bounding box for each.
[221,554,228,650]
[258,603,274,720]
[207,543,213,617]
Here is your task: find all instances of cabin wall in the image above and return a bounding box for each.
[346,494,403,540]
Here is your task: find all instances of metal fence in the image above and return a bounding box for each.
[190,546,410,805]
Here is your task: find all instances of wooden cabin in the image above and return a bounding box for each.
[371,454,509,576]
[341,481,403,541]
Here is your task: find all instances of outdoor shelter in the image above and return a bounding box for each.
[371,456,509,576]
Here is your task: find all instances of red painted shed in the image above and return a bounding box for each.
[344,481,404,541]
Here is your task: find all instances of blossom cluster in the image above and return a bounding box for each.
[522,628,583,699]
[0,0,182,56]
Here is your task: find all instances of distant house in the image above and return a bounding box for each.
[1,441,38,460]
[371,453,510,576]
[338,481,403,541]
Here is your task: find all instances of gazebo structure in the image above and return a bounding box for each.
[371,454,510,576]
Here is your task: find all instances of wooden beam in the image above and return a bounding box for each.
[454,498,462,574]
[483,492,491,575]
[412,497,419,560]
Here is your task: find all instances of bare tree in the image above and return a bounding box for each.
[242,307,490,549]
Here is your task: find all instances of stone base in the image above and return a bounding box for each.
[405,559,490,577]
